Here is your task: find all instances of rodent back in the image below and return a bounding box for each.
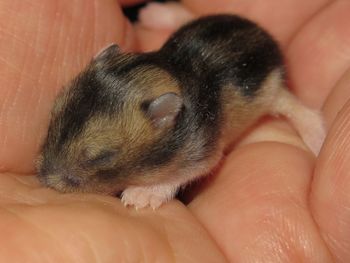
[149,15,286,162]
[160,15,284,96]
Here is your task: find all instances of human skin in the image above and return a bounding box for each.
[0,0,350,262]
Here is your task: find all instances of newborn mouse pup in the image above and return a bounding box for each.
[37,15,325,209]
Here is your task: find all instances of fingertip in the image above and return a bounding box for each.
[322,69,350,127]
[134,23,173,52]
[286,1,350,108]
[310,99,350,260]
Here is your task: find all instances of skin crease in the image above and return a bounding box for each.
[1,0,350,261]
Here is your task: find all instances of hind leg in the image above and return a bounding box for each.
[250,69,326,155]
[138,2,194,30]
[272,88,326,155]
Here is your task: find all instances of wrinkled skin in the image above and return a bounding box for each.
[1,0,350,262]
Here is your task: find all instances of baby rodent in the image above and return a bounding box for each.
[37,15,325,209]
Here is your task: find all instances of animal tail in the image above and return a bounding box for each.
[271,88,326,155]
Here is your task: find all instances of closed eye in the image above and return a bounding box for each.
[84,150,117,167]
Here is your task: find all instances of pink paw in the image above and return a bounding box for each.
[138,2,194,30]
[121,185,177,209]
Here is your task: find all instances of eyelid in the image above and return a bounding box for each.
[84,150,116,167]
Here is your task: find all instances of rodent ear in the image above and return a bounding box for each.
[142,92,183,129]
[94,44,121,61]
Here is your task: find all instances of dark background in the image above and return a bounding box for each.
[123,0,176,22]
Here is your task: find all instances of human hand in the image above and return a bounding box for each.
[1,0,350,262]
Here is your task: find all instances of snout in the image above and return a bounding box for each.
[37,161,87,192]
[39,172,88,193]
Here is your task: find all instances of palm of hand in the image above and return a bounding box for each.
[1,0,350,262]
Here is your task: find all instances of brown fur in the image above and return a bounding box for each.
[39,64,184,193]
[221,69,284,145]
[38,15,324,207]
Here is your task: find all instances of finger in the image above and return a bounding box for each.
[135,2,195,52]
[286,0,350,108]
[0,173,226,262]
[189,121,332,262]
[135,25,175,52]
[310,69,350,261]
[323,68,350,127]
[0,0,136,174]
[182,0,329,46]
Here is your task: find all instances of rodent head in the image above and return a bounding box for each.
[38,45,184,194]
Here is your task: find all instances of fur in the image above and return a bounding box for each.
[38,15,324,208]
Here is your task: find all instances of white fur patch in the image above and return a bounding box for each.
[121,183,179,209]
